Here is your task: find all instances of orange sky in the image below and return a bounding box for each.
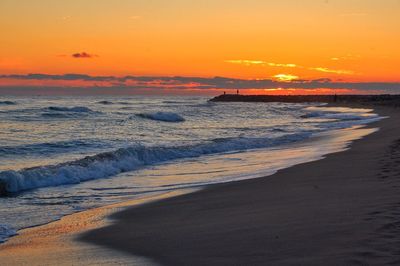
[0,0,399,95]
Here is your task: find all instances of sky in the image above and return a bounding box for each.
[0,0,399,95]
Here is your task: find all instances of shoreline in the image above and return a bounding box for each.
[0,189,194,265]
[1,103,399,265]
[79,104,400,265]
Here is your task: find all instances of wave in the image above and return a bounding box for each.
[162,100,199,104]
[0,101,17,105]
[0,132,310,194]
[41,113,74,118]
[97,100,113,105]
[120,106,134,110]
[97,100,131,105]
[188,101,217,108]
[162,100,183,104]
[301,111,378,121]
[0,139,104,156]
[46,106,94,113]
[41,106,99,118]
[135,112,185,122]
[0,224,17,243]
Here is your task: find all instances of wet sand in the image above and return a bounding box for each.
[0,190,193,265]
[80,105,400,265]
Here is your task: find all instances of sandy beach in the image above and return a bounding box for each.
[2,1,400,265]
[79,104,400,265]
[1,103,399,265]
[0,190,193,265]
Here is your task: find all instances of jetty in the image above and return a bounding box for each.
[210,94,400,106]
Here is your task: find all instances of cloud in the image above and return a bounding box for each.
[330,54,361,61]
[225,60,266,66]
[309,67,354,75]
[273,74,299,81]
[225,60,297,68]
[267,62,297,68]
[225,59,352,74]
[1,73,400,93]
[72,52,98,59]
[0,73,111,81]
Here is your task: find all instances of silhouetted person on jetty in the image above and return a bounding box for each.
[237,90,239,95]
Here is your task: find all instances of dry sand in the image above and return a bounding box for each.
[80,105,400,265]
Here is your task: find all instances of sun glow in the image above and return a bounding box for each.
[273,74,299,82]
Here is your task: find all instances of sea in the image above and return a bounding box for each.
[0,95,382,243]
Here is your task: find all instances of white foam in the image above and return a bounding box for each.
[301,106,378,121]
[0,133,310,193]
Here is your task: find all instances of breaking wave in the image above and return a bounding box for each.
[301,111,378,121]
[0,132,310,194]
[135,112,185,122]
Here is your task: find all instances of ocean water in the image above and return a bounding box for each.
[0,96,381,243]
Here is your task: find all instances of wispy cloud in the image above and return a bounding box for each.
[309,67,354,75]
[72,52,98,59]
[267,62,297,68]
[225,60,297,68]
[330,54,361,61]
[225,60,266,66]
[225,59,353,75]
